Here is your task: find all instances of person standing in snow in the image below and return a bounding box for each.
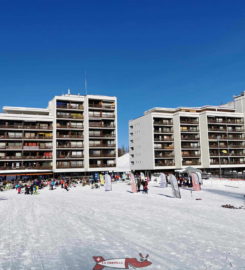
[136,174,141,192]
[142,179,148,194]
[17,184,21,194]
[64,182,69,191]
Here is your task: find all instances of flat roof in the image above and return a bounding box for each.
[144,105,236,115]
[3,106,50,115]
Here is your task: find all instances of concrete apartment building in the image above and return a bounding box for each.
[0,94,117,176]
[129,92,245,174]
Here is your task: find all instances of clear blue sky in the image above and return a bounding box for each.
[1,0,245,147]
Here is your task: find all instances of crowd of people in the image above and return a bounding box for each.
[0,172,130,194]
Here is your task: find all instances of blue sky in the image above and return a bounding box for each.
[1,0,245,147]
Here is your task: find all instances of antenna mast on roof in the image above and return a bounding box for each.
[84,71,88,95]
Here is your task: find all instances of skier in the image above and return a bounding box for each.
[17,184,21,194]
[136,175,141,192]
[64,182,69,191]
[30,183,34,195]
[142,179,148,194]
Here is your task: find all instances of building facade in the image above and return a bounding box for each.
[0,94,117,176]
[129,92,245,174]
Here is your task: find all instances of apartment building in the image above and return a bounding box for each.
[129,92,245,173]
[0,94,117,176]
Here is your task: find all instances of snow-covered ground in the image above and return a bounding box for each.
[0,179,245,270]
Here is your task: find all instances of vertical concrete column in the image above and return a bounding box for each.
[199,113,210,168]
[83,96,89,170]
[173,113,182,169]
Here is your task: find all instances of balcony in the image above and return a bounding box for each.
[56,114,83,120]
[56,163,84,168]
[180,119,199,124]
[210,160,245,165]
[154,137,173,142]
[89,122,115,128]
[182,153,200,157]
[56,124,83,129]
[56,134,83,139]
[56,155,84,159]
[89,104,115,110]
[210,152,245,157]
[155,153,174,158]
[0,165,52,170]
[0,135,53,140]
[208,119,244,125]
[56,144,83,149]
[181,144,200,149]
[180,127,199,133]
[89,153,116,158]
[181,135,199,141]
[89,133,115,138]
[89,163,116,168]
[89,143,116,148]
[153,121,173,126]
[89,113,115,119]
[182,160,201,165]
[154,129,173,134]
[0,155,52,160]
[57,104,84,110]
[0,124,52,130]
[209,135,245,141]
[155,161,175,167]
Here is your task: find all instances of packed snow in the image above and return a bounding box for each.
[0,179,245,270]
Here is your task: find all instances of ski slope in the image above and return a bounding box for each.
[0,179,245,270]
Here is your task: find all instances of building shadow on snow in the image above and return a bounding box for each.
[204,188,245,200]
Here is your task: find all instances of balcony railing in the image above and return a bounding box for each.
[180,120,199,124]
[89,104,115,109]
[56,134,83,139]
[89,144,116,148]
[89,164,116,168]
[89,122,115,128]
[89,114,115,119]
[182,161,201,165]
[57,104,84,110]
[181,136,200,141]
[154,130,173,134]
[154,138,173,142]
[57,155,84,159]
[155,162,175,166]
[0,156,52,160]
[209,136,245,140]
[89,153,116,157]
[181,145,200,149]
[56,114,83,119]
[208,119,244,124]
[89,133,116,138]
[57,144,83,149]
[56,124,84,129]
[0,125,52,130]
[155,154,174,158]
[210,160,245,165]
[182,154,200,157]
[154,121,173,126]
[0,135,53,140]
[0,165,52,170]
[56,164,84,168]
[154,145,174,150]
[210,152,245,157]
[180,128,199,133]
